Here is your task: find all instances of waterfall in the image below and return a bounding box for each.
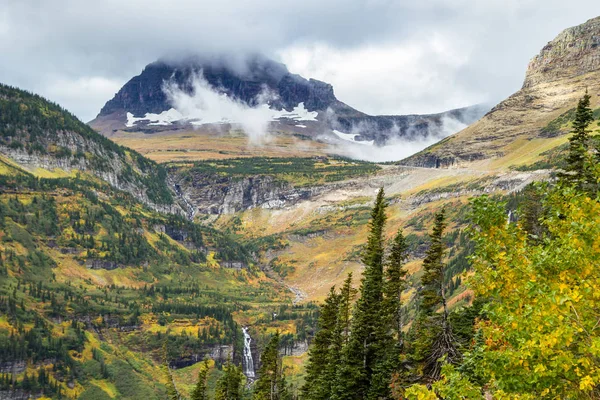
[242,327,255,380]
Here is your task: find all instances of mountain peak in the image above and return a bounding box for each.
[96,53,347,120]
[523,16,600,88]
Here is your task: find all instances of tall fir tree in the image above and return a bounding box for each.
[367,230,409,400]
[302,286,341,400]
[215,360,244,400]
[417,208,459,381]
[561,90,595,189]
[333,188,389,400]
[253,332,290,400]
[191,359,210,400]
[384,230,409,348]
[338,273,356,347]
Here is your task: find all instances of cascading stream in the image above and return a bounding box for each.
[242,327,255,380]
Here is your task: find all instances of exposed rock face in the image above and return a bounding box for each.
[97,54,357,119]
[524,16,600,88]
[90,53,486,146]
[173,172,326,215]
[333,105,489,145]
[169,344,234,370]
[0,140,178,215]
[402,16,600,168]
[0,84,181,214]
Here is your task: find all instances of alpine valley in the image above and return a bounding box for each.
[1,13,600,400]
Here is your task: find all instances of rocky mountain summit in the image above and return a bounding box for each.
[404,16,600,168]
[90,54,486,147]
[524,16,600,88]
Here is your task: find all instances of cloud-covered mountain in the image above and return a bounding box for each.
[89,53,488,161]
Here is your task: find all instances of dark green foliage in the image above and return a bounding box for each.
[333,188,390,400]
[302,287,341,400]
[191,359,210,400]
[384,230,409,347]
[518,183,549,244]
[215,360,244,400]
[253,332,290,400]
[0,83,172,205]
[560,91,595,189]
[172,156,380,188]
[404,208,460,384]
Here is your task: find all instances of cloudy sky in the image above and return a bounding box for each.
[2,0,600,122]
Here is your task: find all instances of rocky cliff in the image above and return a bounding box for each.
[402,16,600,169]
[171,170,327,215]
[96,53,359,120]
[524,16,600,88]
[0,84,181,213]
[90,53,486,147]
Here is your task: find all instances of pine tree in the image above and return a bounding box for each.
[302,286,341,399]
[337,273,356,347]
[333,188,388,400]
[253,332,287,400]
[162,342,179,400]
[191,359,210,400]
[417,208,459,381]
[215,360,244,400]
[384,230,409,348]
[561,90,595,189]
[367,230,409,400]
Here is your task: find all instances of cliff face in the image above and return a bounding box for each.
[524,16,600,88]
[97,54,356,119]
[402,16,600,169]
[172,172,326,215]
[90,53,486,148]
[0,84,180,213]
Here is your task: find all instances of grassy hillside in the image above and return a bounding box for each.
[0,151,317,399]
[0,84,173,206]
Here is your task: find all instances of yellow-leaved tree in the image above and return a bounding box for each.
[405,181,600,399]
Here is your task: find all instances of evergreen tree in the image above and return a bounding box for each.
[561,90,595,189]
[337,273,356,347]
[162,343,179,400]
[191,359,210,400]
[302,286,341,399]
[367,230,411,399]
[333,188,388,400]
[417,208,459,381]
[253,332,288,400]
[215,360,244,400]
[384,230,409,348]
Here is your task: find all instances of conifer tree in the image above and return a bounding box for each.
[418,208,459,381]
[561,90,595,189]
[333,188,388,400]
[367,230,409,400]
[162,342,180,400]
[215,360,244,400]
[384,230,409,347]
[191,359,210,400]
[337,273,356,346]
[302,286,341,400]
[253,332,289,400]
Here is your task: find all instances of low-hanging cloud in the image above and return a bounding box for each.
[325,116,468,163]
[1,1,600,121]
[162,73,277,143]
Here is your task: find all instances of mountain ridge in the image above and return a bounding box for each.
[90,54,487,150]
[403,15,600,168]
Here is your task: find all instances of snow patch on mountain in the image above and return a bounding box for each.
[332,130,374,146]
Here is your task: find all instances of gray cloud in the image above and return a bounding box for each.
[1,0,599,121]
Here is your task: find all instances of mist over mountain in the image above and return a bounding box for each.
[90,53,488,161]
